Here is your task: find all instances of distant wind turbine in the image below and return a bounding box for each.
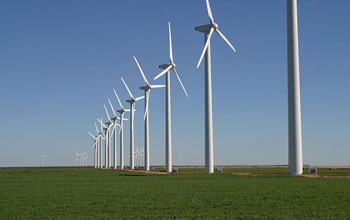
[41,153,46,167]
[108,98,121,169]
[88,132,99,168]
[113,89,130,170]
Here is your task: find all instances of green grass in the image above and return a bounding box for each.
[0,167,350,219]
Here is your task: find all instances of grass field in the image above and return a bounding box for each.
[1,167,350,219]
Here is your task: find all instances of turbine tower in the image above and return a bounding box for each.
[133,56,165,171]
[121,76,145,170]
[113,89,129,170]
[108,98,121,169]
[287,0,303,175]
[154,21,188,173]
[195,0,236,173]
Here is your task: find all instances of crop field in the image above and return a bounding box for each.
[0,167,350,219]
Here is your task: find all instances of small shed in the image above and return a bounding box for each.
[309,166,317,174]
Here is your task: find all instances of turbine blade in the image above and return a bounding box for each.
[97,118,107,129]
[169,21,173,63]
[121,76,135,99]
[154,65,172,80]
[172,67,188,98]
[133,56,150,86]
[88,132,95,139]
[113,89,124,110]
[95,123,99,135]
[135,96,145,101]
[108,98,117,117]
[150,85,166,89]
[206,0,215,24]
[215,29,237,53]
[119,119,123,134]
[197,28,214,68]
[104,105,112,122]
[111,123,116,136]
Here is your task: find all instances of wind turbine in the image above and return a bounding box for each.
[195,0,236,174]
[121,76,145,170]
[108,98,121,169]
[104,104,115,168]
[94,123,102,168]
[97,118,105,168]
[133,56,165,171]
[97,118,109,168]
[287,0,303,175]
[75,152,80,166]
[83,152,88,166]
[40,153,46,167]
[134,148,139,169]
[154,21,188,173]
[88,132,98,168]
[113,89,130,170]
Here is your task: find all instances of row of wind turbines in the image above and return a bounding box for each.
[88,0,304,174]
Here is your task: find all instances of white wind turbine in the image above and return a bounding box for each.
[287,0,304,175]
[40,153,46,167]
[97,119,105,168]
[104,104,116,168]
[121,76,145,170]
[134,148,139,168]
[88,132,98,168]
[195,0,237,174]
[83,152,88,166]
[133,56,165,171]
[97,118,110,168]
[75,152,80,166]
[94,123,102,168]
[107,98,121,169]
[113,89,129,170]
[154,21,188,173]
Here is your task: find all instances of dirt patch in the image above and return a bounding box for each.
[300,174,350,179]
[300,174,320,178]
[322,175,350,179]
[124,169,170,175]
[231,173,255,176]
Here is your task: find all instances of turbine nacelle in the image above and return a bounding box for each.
[195,24,216,33]
[159,64,173,70]
[139,85,151,91]
[117,109,127,114]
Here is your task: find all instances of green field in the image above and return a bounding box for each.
[1,167,350,219]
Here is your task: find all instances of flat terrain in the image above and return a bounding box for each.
[0,167,350,219]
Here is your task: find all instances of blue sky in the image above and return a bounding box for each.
[0,0,349,167]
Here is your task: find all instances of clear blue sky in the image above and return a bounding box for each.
[0,0,349,167]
